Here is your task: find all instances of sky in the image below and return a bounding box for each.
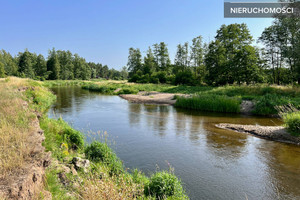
[0,0,274,70]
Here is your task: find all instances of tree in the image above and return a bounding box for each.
[127,48,142,76]
[0,62,5,78]
[259,24,286,84]
[153,42,170,72]
[35,54,47,79]
[56,50,74,80]
[120,66,128,80]
[143,47,156,74]
[18,50,35,78]
[205,23,260,85]
[174,43,189,72]
[73,54,91,80]
[190,36,204,67]
[47,49,60,80]
[0,50,18,76]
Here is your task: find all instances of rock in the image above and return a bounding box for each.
[70,166,78,176]
[60,165,71,174]
[58,172,69,186]
[71,157,90,173]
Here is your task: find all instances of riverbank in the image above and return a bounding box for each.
[0,77,188,200]
[79,81,300,116]
[216,123,300,145]
[120,91,185,105]
[0,77,55,199]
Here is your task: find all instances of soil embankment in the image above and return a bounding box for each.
[0,113,51,199]
[216,123,300,145]
[0,84,52,200]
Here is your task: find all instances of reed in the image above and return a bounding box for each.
[175,94,241,113]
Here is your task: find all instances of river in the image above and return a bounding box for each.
[48,86,300,200]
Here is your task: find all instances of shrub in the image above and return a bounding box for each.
[128,74,141,83]
[175,70,196,85]
[252,94,290,115]
[85,141,124,175]
[175,94,241,113]
[144,171,187,199]
[283,112,300,136]
[64,128,84,149]
[155,71,168,83]
[117,88,139,95]
[132,169,149,185]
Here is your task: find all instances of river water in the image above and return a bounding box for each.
[48,87,300,200]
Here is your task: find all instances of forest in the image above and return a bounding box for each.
[0,9,299,86]
[0,48,128,81]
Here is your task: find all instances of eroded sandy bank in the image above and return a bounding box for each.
[119,91,181,105]
[216,123,300,145]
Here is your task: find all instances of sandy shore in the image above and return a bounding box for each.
[216,123,300,145]
[119,91,181,105]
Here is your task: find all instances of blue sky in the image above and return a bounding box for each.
[0,0,274,69]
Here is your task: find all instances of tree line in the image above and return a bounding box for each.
[127,11,300,86]
[0,48,128,80]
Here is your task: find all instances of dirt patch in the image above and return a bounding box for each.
[216,123,300,145]
[0,105,51,199]
[119,91,181,105]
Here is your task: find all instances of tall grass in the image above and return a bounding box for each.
[283,112,300,136]
[175,95,241,113]
[0,77,55,179]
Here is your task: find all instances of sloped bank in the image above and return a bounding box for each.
[0,78,55,199]
[216,123,300,145]
[0,78,189,200]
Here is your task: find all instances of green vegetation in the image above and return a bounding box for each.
[82,81,300,115]
[0,77,56,180]
[1,11,299,87]
[85,141,124,175]
[126,18,300,86]
[10,77,187,199]
[175,95,241,113]
[145,171,188,200]
[0,48,128,81]
[283,112,300,136]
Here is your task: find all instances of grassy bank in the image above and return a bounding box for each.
[81,81,300,115]
[0,77,188,199]
[175,95,241,113]
[283,112,300,137]
[0,77,55,181]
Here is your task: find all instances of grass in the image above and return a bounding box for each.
[3,77,188,199]
[175,95,241,113]
[0,77,55,180]
[81,81,300,115]
[283,112,300,136]
[41,114,188,199]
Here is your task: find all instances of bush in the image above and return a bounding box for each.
[128,74,141,83]
[144,171,187,199]
[117,88,139,95]
[175,70,196,85]
[156,71,167,83]
[64,128,84,149]
[252,94,290,115]
[283,112,300,136]
[85,141,124,175]
[175,94,241,113]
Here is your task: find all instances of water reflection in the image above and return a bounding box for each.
[49,87,300,200]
